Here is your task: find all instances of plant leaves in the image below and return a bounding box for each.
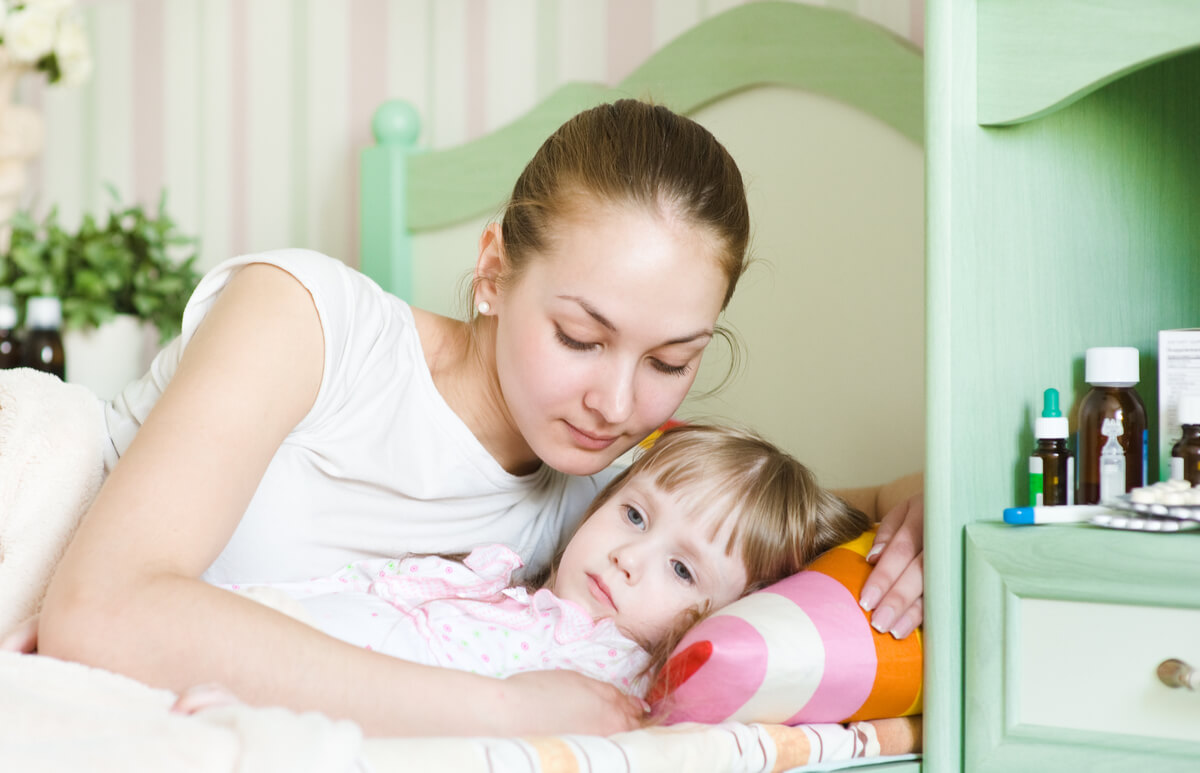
[0,187,201,336]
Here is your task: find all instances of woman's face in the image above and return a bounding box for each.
[491,202,728,476]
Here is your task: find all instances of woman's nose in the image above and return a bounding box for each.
[584,360,636,424]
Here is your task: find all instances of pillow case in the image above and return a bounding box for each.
[647,529,923,725]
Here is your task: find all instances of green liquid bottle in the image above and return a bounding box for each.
[1030,388,1073,506]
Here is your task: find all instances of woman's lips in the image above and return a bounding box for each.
[566,422,619,451]
[587,573,616,611]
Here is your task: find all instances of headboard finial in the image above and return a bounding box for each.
[372,100,420,147]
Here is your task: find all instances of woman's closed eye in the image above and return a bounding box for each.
[554,326,598,352]
[650,357,691,377]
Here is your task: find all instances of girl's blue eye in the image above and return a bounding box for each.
[672,560,694,583]
[624,506,646,529]
[555,327,597,351]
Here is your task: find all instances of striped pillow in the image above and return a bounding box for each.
[648,530,923,725]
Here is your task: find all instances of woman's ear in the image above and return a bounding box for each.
[474,223,505,312]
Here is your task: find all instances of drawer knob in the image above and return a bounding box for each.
[1157,659,1196,690]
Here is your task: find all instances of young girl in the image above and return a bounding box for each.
[179,424,870,712]
[25,99,923,737]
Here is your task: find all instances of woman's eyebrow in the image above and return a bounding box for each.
[559,296,617,331]
[558,295,714,344]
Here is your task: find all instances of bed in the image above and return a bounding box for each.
[0,3,924,771]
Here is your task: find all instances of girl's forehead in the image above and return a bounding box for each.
[650,475,744,553]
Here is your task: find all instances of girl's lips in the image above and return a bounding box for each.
[566,422,619,451]
[587,573,616,611]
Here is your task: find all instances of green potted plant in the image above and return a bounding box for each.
[0,187,201,397]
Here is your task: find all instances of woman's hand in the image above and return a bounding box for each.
[860,491,924,640]
[491,670,648,736]
[171,683,244,715]
[0,616,38,653]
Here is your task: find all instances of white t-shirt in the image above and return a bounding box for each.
[104,248,616,585]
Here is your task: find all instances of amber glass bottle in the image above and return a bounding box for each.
[1171,393,1200,485]
[1076,347,1147,504]
[0,289,20,369]
[22,296,66,380]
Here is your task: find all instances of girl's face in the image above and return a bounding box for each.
[487,202,728,476]
[551,473,749,645]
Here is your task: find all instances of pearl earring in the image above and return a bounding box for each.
[476,301,491,315]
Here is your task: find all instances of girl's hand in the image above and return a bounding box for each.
[492,670,648,736]
[0,616,39,653]
[860,492,924,640]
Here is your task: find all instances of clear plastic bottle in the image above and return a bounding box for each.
[1030,388,1073,506]
[0,288,20,369]
[1170,393,1200,484]
[1076,346,1148,504]
[22,295,66,380]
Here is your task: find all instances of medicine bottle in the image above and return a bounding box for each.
[1030,388,1073,506]
[1170,393,1200,484]
[22,295,66,380]
[1076,346,1147,504]
[0,288,20,369]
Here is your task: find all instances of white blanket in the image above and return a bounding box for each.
[0,367,107,634]
[0,651,367,772]
[0,368,909,772]
[0,649,900,773]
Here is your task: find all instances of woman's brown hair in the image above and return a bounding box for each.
[497,99,750,308]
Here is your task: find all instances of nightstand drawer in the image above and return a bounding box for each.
[1016,599,1200,742]
[965,524,1200,771]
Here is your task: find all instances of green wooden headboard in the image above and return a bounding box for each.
[358,1,925,489]
[360,0,921,301]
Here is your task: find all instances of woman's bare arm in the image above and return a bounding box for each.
[38,263,640,736]
[833,472,922,522]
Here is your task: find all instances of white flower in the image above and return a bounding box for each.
[4,4,59,64]
[54,11,86,62]
[58,50,90,85]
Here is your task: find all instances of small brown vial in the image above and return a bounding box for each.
[21,296,66,381]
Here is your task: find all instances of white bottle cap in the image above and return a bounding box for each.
[26,296,62,329]
[1035,415,1069,439]
[1180,393,1200,426]
[1085,346,1139,386]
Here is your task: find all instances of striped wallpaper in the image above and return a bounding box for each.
[15,0,924,272]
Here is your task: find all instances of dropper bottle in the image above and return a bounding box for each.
[1029,388,1073,506]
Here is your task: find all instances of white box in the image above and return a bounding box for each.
[1157,329,1200,480]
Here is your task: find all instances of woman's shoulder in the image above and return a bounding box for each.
[219,248,393,303]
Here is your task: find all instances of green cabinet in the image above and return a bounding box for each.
[926,1,1200,770]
